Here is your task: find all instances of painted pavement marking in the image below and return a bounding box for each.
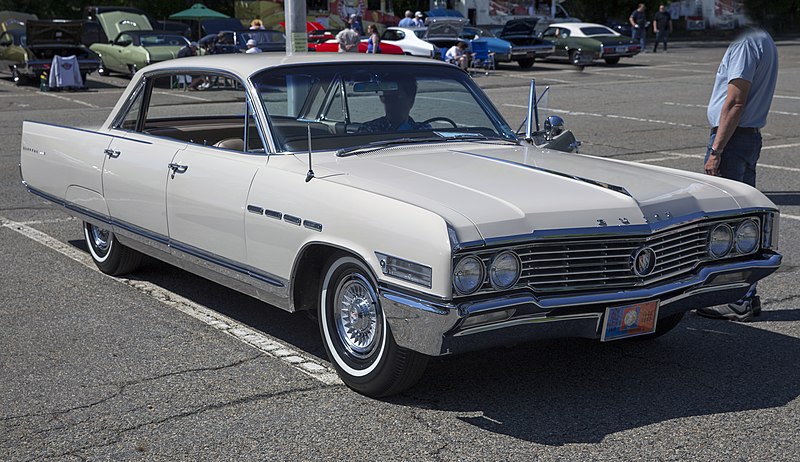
[0,216,342,386]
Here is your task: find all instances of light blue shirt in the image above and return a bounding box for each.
[707,29,778,128]
[398,18,414,27]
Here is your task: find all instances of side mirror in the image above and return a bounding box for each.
[543,115,565,140]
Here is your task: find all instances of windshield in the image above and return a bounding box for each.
[140,34,189,47]
[251,63,517,153]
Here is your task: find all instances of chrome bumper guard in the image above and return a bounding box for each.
[380,252,781,356]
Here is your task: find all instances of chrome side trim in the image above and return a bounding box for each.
[25,185,289,307]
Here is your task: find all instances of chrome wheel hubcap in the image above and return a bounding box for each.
[90,225,110,252]
[335,274,379,358]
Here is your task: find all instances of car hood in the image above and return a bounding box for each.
[425,18,467,39]
[26,20,83,46]
[315,143,774,243]
[96,11,152,38]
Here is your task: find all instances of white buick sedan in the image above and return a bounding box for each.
[20,54,781,397]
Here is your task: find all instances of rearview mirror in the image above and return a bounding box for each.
[352,81,399,93]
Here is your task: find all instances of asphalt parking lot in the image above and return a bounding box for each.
[1,41,799,460]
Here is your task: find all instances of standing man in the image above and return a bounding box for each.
[245,39,262,53]
[413,11,425,27]
[336,22,360,52]
[652,4,672,52]
[697,28,779,321]
[398,10,414,27]
[629,3,647,53]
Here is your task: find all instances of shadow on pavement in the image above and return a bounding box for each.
[69,239,800,447]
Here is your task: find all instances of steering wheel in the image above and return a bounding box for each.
[422,117,458,128]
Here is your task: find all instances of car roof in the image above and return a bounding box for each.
[549,22,610,30]
[143,53,449,79]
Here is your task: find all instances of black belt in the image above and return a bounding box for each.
[710,126,760,135]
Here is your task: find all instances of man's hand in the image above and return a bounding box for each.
[704,152,721,176]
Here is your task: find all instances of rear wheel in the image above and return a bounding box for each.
[604,56,620,65]
[517,57,535,68]
[569,49,579,65]
[83,222,143,276]
[319,254,428,398]
[11,67,24,86]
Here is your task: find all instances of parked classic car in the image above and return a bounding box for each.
[459,25,513,63]
[20,54,782,397]
[0,19,101,85]
[497,17,557,68]
[541,22,641,65]
[316,26,434,57]
[91,30,189,76]
[82,6,191,44]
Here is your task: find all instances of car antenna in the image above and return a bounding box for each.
[305,123,315,182]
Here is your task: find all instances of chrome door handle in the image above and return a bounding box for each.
[104,148,120,158]
[168,163,188,178]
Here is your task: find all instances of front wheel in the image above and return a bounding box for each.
[517,57,535,68]
[83,222,142,276]
[97,64,109,77]
[319,254,428,397]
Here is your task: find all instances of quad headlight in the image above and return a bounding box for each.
[453,255,484,295]
[734,219,759,254]
[708,224,733,258]
[489,251,521,290]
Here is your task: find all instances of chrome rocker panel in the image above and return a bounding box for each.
[381,252,782,356]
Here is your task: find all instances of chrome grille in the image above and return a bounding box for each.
[469,217,758,295]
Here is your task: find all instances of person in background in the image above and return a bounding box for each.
[245,39,262,53]
[367,24,381,54]
[446,41,469,70]
[177,41,197,58]
[350,14,364,35]
[629,3,647,53]
[652,4,672,52]
[413,11,424,27]
[696,28,779,322]
[398,10,414,27]
[336,22,360,52]
[250,19,265,30]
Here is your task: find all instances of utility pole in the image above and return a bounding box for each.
[285,0,308,55]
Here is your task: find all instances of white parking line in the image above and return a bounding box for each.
[0,216,342,387]
[782,214,800,221]
[152,90,211,102]
[503,104,698,128]
[639,150,800,173]
[665,101,799,116]
[775,95,800,100]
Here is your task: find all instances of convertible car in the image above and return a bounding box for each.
[541,22,641,65]
[20,54,781,397]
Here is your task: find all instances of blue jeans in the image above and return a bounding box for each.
[705,131,761,187]
[632,27,646,51]
[705,130,762,301]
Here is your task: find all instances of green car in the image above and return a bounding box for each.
[90,30,190,77]
[540,22,641,65]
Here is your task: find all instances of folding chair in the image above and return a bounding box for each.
[469,41,495,75]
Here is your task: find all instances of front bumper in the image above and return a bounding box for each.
[381,252,781,356]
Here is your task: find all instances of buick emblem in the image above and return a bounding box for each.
[631,246,657,277]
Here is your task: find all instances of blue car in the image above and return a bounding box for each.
[460,25,513,63]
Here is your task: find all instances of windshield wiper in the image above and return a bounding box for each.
[336,133,518,157]
[336,137,444,157]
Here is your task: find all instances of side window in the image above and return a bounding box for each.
[136,73,263,152]
[383,30,404,41]
[560,30,570,39]
[542,27,557,38]
[117,84,145,131]
[116,34,133,46]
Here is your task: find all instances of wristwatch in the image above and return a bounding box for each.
[709,147,721,157]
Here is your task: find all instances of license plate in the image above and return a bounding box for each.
[617,46,628,53]
[601,300,659,341]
